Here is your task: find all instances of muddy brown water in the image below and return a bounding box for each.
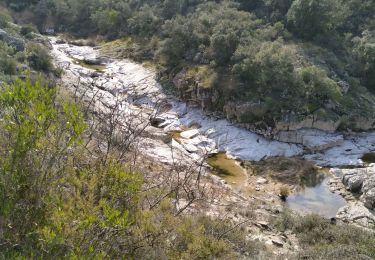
[208,152,248,191]
[209,154,347,218]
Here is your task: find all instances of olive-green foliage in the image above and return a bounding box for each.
[20,23,38,38]
[233,40,297,96]
[0,53,17,74]
[91,8,122,36]
[287,0,347,40]
[0,25,53,81]
[3,0,39,11]
[128,4,162,37]
[299,66,341,103]
[0,8,12,27]
[352,30,375,89]
[158,2,262,67]
[0,41,17,75]
[0,77,255,258]
[27,42,53,72]
[4,0,375,94]
[275,211,375,258]
[0,76,86,257]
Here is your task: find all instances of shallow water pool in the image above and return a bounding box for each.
[287,172,347,218]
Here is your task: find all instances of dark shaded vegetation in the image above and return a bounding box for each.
[0,7,56,83]
[1,0,375,128]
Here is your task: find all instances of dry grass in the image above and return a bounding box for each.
[251,157,321,187]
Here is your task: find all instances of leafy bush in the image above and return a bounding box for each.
[233,41,297,96]
[91,8,121,35]
[20,24,38,38]
[0,76,86,258]
[0,9,12,27]
[352,30,375,89]
[287,0,346,40]
[0,41,17,75]
[299,66,342,104]
[27,43,53,72]
[0,76,259,258]
[0,54,17,75]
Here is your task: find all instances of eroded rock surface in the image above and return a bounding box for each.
[50,36,375,226]
[333,166,375,210]
[333,166,375,228]
[50,36,305,164]
[336,202,375,229]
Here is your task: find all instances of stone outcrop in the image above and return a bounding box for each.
[223,101,268,123]
[331,166,375,228]
[172,69,217,111]
[171,67,375,136]
[332,166,375,228]
[83,56,105,65]
[275,129,344,151]
[274,110,342,133]
[342,173,364,193]
[336,202,375,228]
[180,129,200,139]
[337,166,375,210]
[350,116,375,131]
[362,174,375,209]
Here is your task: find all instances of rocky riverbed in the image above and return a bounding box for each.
[50,37,375,229]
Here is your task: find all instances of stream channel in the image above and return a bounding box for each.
[50,37,375,219]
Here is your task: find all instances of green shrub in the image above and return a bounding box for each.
[0,76,86,258]
[0,54,17,75]
[299,66,342,104]
[27,43,53,72]
[0,9,12,28]
[233,41,299,98]
[287,0,346,40]
[20,24,38,38]
[0,76,259,259]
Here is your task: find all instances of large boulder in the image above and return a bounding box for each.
[361,174,375,209]
[363,188,375,209]
[336,202,375,229]
[350,116,375,131]
[338,166,375,210]
[342,172,365,193]
[83,56,104,66]
[0,29,7,38]
[180,129,200,139]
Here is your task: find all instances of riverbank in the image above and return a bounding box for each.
[50,36,375,255]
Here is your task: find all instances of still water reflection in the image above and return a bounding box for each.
[287,170,347,218]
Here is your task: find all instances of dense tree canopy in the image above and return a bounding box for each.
[1,0,374,122]
[1,0,371,124]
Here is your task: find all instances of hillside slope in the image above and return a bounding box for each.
[3,0,374,134]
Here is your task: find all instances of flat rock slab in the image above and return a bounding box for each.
[180,129,200,139]
[256,177,268,185]
[271,237,284,247]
